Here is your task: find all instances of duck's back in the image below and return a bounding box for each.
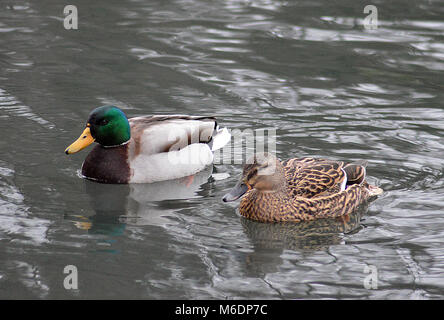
[127,115,224,183]
[282,157,347,198]
[128,115,217,157]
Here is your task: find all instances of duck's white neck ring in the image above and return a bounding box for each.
[102,140,130,148]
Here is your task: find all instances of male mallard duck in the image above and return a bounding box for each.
[65,106,231,184]
[222,153,382,222]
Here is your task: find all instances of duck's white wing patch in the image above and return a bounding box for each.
[340,168,347,191]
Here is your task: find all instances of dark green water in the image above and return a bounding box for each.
[1,0,444,299]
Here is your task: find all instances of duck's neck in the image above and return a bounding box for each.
[102,140,130,148]
[262,160,288,193]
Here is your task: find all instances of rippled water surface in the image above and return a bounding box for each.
[1,0,444,299]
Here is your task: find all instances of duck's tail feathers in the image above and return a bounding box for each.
[367,184,383,196]
[344,160,383,197]
[210,126,231,151]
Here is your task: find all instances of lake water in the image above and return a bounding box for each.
[1,0,444,299]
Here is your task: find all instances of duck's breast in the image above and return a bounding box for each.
[81,144,131,184]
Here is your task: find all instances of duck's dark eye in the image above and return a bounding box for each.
[100,119,109,126]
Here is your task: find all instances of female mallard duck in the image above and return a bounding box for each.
[65,106,231,184]
[223,153,382,222]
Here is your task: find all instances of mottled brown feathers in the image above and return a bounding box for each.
[239,183,369,223]
[282,157,346,198]
[233,154,380,223]
[343,161,367,185]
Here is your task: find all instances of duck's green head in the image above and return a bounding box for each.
[65,106,131,154]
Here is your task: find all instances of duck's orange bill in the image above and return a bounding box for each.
[65,126,95,155]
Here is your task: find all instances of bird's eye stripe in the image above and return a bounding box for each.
[246,169,257,181]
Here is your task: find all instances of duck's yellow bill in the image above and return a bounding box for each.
[65,126,95,155]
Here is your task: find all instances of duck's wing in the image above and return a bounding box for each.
[343,160,367,186]
[128,115,229,156]
[282,157,347,198]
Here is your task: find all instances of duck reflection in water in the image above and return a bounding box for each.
[239,203,370,277]
[72,166,214,235]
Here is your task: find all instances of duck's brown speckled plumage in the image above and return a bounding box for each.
[227,153,381,223]
[282,157,346,198]
[239,182,369,222]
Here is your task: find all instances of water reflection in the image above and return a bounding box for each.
[75,166,214,234]
[228,203,368,277]
[241,204,366,252]
[2,0,444,299]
